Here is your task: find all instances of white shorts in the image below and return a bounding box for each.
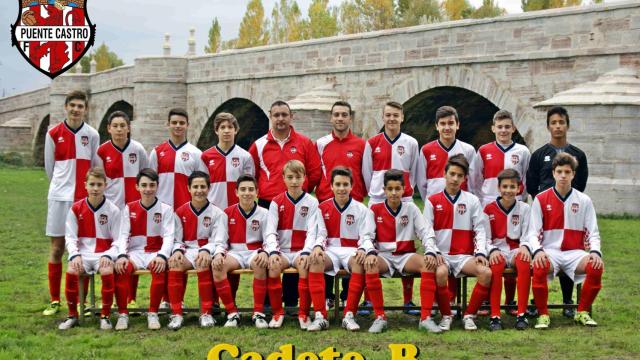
[325,247,357,276]
[281,251,303,267]
[226,250,260,269]
[546,249,588,284]
[129,250,160,270]
[379,252,414,278]
[74,252,112,275]
[46,200,73,237]
[494,248,519,267]
[443,254,475,278]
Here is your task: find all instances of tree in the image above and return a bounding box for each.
[221,38,238,50]
[237,0,269,49]
[204,18,221,53]
[269,0,305,44]
[441,0,475,20]
[357,0,395,31]
[308,0,338,39]
[522,0,592,11]
[338,1,366,34]
[79,42,123,73]
[472,0,506,19]
[397,0,441,27]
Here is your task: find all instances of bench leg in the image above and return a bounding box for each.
[78,275,85,325]
[334,275,340,323]
[90,275,96,314]
[461,277,467,316]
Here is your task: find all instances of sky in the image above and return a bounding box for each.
[0,0,602,97]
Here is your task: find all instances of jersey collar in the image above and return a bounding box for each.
[333,197,352,213]
[438,139,457,152]
[215,144,235,156]
[190,201,210,216]
[496,197,516,215]
[169,139,188,151]
[85,197,106,212]
[332,129,353,142]
[286,191,306,205]
[140,197,158,211]
[383,131,401,144]
[63,120,84,134]
[553,187,573,202]
[238,202,257,219]
[495,141,515,153]
[384,200,402,217]
[444,190,462,204]
[111,139,131,153]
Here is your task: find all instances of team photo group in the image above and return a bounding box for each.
[42,89,604,334]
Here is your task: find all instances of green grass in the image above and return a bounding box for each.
[0,168,639,359]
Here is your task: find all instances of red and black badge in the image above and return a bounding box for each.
[11,0,96,79]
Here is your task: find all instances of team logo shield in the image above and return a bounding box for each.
[181,152,190,161]
[400,215,409,226]
[11,0,96,79]
[231,157,240,168]
[571,203,579,214]
[346,151,353,158]
[203,216,212,228]
[511,214,520,226]
[290,146,297,154]
[251,220,260,231]
[345,214,355,225]
[300,206,309,217]
[457,203,467,215]
[128,153,137,164]
[98,214,108,225]
[397,145,405,156]
[153,213,162,224]
[81,135,88,146]
[511,154,520,165]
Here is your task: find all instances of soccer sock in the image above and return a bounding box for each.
[149,271,167,313]
[82,276,89,304]
[253,278,267,314]
[504,276,517,304]
[447,275,458,303]
[515,257,531,316]
[168,270,185,315]
[531,262,550,316]
[436,285,452,316]
[344,273,365,316]
[181,272,188,302]
[214,278,238,314]
[48,262,62,302]
[65,273,79,317]
[559,272,574,303]
[577,262,603,312]
[114,263,133,314]
[402,277,414,304]
[100,273,115,317]
[465,283,490,316]
[420,272,436,320]
[298,276,311,318]
[229,273,240,301]
[268,276,284,317]
[197,270,215,315]
[490,260,506,318]
[363,288,371,302]
[308,271,327,318]
[129,274,139,302]
[365,273,385,318]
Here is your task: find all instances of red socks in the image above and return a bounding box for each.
[436,285,452,316]
[402,277,414,304]
[365,273,385,318]
[65,273,79,317]
[48,262,62,302]
[129,274,139,303]
[448,275,458,303]
[100,273,115,317]
[298,276,311,318]
[197,270,215,315]
[168,270,185,315]
[214,278,238,314]
[577,262,603,312]
[308,271,327,318]
[253,278,267,314]
[344,273,365,315]
[515,257,531,316]
[149,271,167,313]
[531,261,550,316]
[490,260,506,318]
[115,263,133,314]
[504,276,517,305]
[268,276,284,317]
[465,283,490,316]
[420,272,436,320]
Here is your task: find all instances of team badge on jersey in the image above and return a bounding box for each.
[374,147,381,153]
[435,204,443,211]
[376,216,383,223]
[128,153,137,164]
[203,216,212,228]
[98,214,108,225]
[486,153,493,160]
[429,154,436,161]
[571,203,579,214]
[457,204,467,215]
[181,152,190,161]
[279,205,285,212]
[231,157,240,168]
[400,215,409,226]
[290,146,297,154]
[511,154,520,165]
[323,212,330,220]
[251,220,260,231]
[346,151,353,158]
[345,214,355,225]
[153,213,162,224]
[11,0,96,79]
[397,145,405,156]
[511,214,520,226]
[81,136,89,146]
[300,206,309,217]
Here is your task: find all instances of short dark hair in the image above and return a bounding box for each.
[188,171,210,188]
[270,100,291,114]
[552,152,578,171]
[330,166,353,185]
[445,154,469,176]
[65,90,88,105]
[236,174,257,189]
[546,106,570,127]
[497,168,521,185]
[331,101,353,116]
[435,106,459,124]
[213,112,239,132]
[493,110,513,124]
[384,101,403,113]
[137,168,159,185]
[383,169,405,186]
[168,108,189,123]
[107,111,131,126]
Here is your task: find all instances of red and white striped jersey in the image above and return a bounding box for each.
[198,144,254,209]
[370,201,438,256]
[65,197,121,260]
[523,188,601,256]
[362,132,419,204]
[149,140,202,209]
[264,192,319,254]
[95,139,149,209]
[45,121,99,201]
[416,139,477,202]
[483,199,530,254]
[117,198,175,259]
[173,201,226,255]
[313,198,375,252]
[423,190,487,257]
[315,130,367,202]
[474,142,531,206]
[213,203,268,256]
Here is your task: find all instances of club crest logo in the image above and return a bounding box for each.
[209,159,215,166]
[376,216,383,223]
[181,152,190,161]
[486,153,493,160]
[323,212,330,220]
[203,216,211,228]
[290,146,297,154]
[81,135,88,146]
[230,218,236,225]
[300,206,309,217]
[345,214,355,225]
[511,154,520,165]
[429,154,436,161]
[346,151,353,158]
[153,213,162,224]
[98,214,108,225]
[457,203,467,215]
[571,203,579,214]
[105,156,111,163]
[251,220,260,231]
[400,215,409,226]
[374,146,381,153]
[511,214,520,226]
[397,145,405,156]
[231,157,240,168]
[11,0,96,79]
[128,153,137,164]
[279,204,285,212]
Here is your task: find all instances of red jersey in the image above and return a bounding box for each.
[149,140,202,209]
[117,198,175,259]
[198,144,254,209]
[264,191,319,254]
[315,130,366,202]
[213,203,268,256]
[65,197,121,260]
[173,201,226,254]
[483,199,530,253]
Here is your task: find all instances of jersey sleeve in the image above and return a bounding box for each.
[172,213,185,254]
[138,146,150,170]
[243,152,255,176]
[116,206,131,257]
[357,207,376,254]
[149,148,158,172]
[526,151,541,199]
[466,149,478,195]
[248,143,260,184]
[93,148,105,170]
[301,202,319,255]
[159,208,175,260]
[520,149,531,200]
[90,132,100,167]
[519,202,530,242]
[105,208,122,260]
[483,211,499,255]
[263,201,280,254]
[470,198,488,257]
[584,197,601,256]
[412,203,437,256]
[574,151,589,192]
[523,197,543,255]
[311,207,327,250]
[203,210,226,254]
[305,140,322,193]
[44,132,55,180]
[471,150,484,198]
[212,214,230,256]
[362,141,373,193]
[64,208,80,260]
[408,140,419,189]
[416,150,428,202]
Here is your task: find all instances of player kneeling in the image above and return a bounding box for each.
[113,168,175,330]
[366,169,440,333]
[59,168,122,330]
[211,175,270,328]
[264,160,320,329]
[483,169,532,330]
[306,167,376,332]
[166,171,226,330]
[524,153,604,329]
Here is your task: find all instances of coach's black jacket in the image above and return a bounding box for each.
[526,143,589,198]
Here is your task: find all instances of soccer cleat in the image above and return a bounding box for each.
[199,314,216,328]
[368,316,388,333]
[563,301,575,318]
[167,314,184,331]
[298,316,311,330]
[100,316,113,330]
[342,311,360,331]
[534,314,550,329]
[418,317,442,333]
[147,312,161,330]
[58,317,78,330]
[438,315,453,331]
[307,312,329,332]
[115,314,129,331]
[489,317,503,331]
[269,314,284,329]
[224,312,241,328]
[463,315,478,331]
[357,300,371,316]
[506,301,518,316]
[252,312,269,329]
[515,315,529,330]
[574,311,597,327]
[43,301,61,316]
[403,301,420,316]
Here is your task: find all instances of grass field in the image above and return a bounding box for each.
[0,167,638,359]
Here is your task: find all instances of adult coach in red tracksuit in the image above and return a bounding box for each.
[249,100,322,309]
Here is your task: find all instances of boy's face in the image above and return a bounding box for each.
[108,117,129,142]
[547,114,568,140]
[189,177,209,202]
[498,178,518,202]
[64,99,87,123]
[85,175,106,198]
[382,105,403,133]
[168,114,189,139]
[492,118,515,144]
[444,165,465,191]
[330,105,352,133]
[436,115,459,142]
[270,105,292,132]
[331,175,352,201]
[283,169,304,193]
[383,179,404,204]
[136,176,158,197]
[552,164,575,188]
[215,120,238,143]
[236,181,257,204]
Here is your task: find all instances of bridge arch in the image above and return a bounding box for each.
[32,114,50,166]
